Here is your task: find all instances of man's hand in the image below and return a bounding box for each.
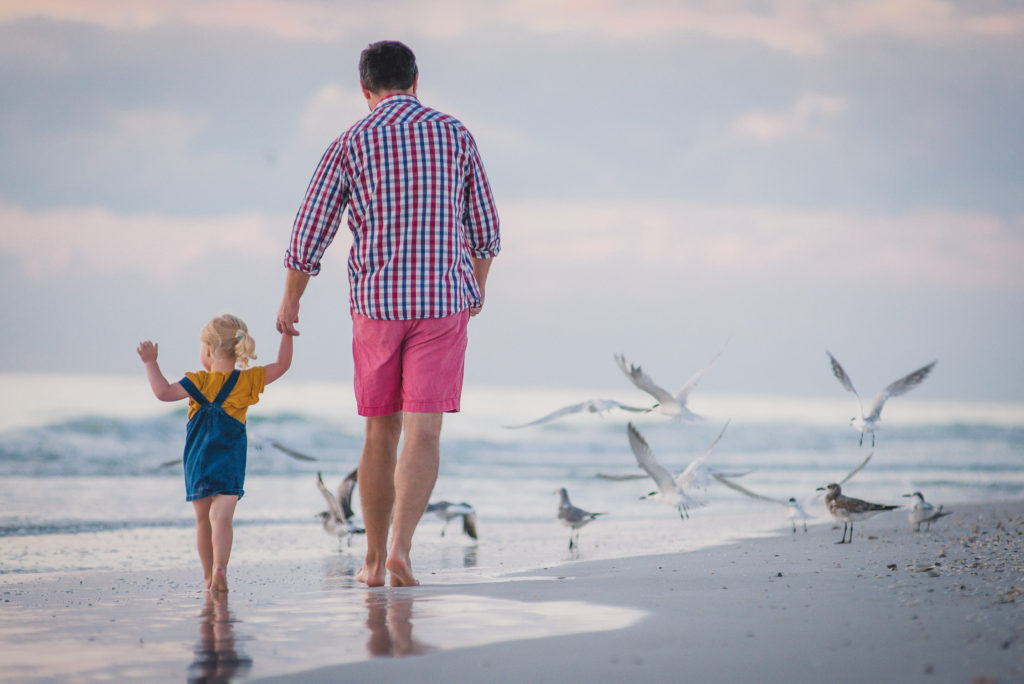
[277,269,311,336]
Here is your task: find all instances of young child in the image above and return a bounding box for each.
[138,313,292,593]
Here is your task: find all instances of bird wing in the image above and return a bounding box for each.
[712,473,787,506]
[316,471,345,521]
[462,512,479,540]
[839,451,873,485]
[866,361,936,421]
[615,354,676,406]
[626,423,678,495]
[674,340,729,404]
[336,467,358,521]
[677,419,731,486]
[270,440,318,462]
[826,351,864,417]
[504,399,639,428]
[595,472,648,481]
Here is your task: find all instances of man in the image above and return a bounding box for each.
[276,41,499,587]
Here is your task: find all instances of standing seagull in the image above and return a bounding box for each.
[902,491,951,532]
[712,476,812,533]
[425,501,479,540]
[555,488,604,550]
[826,352,936,447]
[316,469,365,549]
[626,421,731,519]
[816,483,899,544]
[715,451,874,533]
[615,342,727,422]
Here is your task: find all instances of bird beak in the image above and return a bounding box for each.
[815,486,825,491]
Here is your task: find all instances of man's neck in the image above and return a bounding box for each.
[362,78,418,110]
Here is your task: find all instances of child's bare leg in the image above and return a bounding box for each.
[192,498,214,589]
[209,494,238,592]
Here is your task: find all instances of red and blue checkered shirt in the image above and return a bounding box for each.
[285,94,501,320]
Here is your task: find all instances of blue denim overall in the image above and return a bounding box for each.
[179,369,246,502]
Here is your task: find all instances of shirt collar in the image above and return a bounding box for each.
[375,93,419,109]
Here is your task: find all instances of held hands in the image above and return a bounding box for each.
[276,299,301,336]
[137,340,159,363]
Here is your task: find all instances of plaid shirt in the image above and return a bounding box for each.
[285,94,501,320]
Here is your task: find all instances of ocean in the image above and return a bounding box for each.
[1,372,1022,581]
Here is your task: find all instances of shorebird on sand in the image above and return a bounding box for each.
[902,491,951,532]
[816,483,899,544]
[712,475,812,533]
[555,487,604,550]
[826,351,936,447]
[425,501,479,540]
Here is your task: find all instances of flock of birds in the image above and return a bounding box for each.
[307,346,946,551]
[539,347,942,548]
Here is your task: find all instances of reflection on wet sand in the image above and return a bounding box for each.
[188,594,253,683]
[364,592,436,658]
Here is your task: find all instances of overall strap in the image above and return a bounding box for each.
[179,376,208,405]
[212,369,241,406]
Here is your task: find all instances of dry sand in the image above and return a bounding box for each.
[1,502,1021,683]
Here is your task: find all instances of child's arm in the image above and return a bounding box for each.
[137,341,189,402]
[263,332,293,385]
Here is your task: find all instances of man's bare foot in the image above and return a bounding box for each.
[210,567,228,593]
[385,553,419,587]
[356,561,387,587]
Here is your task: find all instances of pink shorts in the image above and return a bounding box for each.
[352,311,470,417]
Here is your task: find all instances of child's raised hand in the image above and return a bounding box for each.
[137,340,159,363]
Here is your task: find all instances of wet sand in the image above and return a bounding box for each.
[1,502,1021,683]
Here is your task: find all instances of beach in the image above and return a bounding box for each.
[2,500,1021,683]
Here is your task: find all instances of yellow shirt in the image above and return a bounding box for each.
[183,367,267,423]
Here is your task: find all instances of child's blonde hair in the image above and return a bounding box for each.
[200,314,257,369]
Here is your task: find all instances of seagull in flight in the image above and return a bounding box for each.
[425,501,479,540]
[826,351,936,447]
[555,487,604,550]
[615,341,727,422]
[715,451,874,533]
[816,482,899,544]
[625,420,731,519]
[902,491,951,532]
[505,398,650,429]
[316,469,364,549]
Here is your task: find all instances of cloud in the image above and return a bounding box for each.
[731,93,848,143]
[4,0,1022,56]
[500,200,1024,290]
[0,201,283,280]
[295,83,368,150]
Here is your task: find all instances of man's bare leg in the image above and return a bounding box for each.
[386,412,442,587]
[356,413,403,587]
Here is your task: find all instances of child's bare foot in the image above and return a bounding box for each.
[356,560,387,587]
[210,567,228,593]
[385,552,419,587]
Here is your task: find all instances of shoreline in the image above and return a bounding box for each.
[261,500,1024,683]
[1,501,1021,682]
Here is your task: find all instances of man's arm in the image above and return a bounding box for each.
[277,268,311,336]
[470,256,492,317]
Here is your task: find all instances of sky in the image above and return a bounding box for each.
[1,0,1022,403]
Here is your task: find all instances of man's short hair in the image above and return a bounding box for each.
[359,41,418,93]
